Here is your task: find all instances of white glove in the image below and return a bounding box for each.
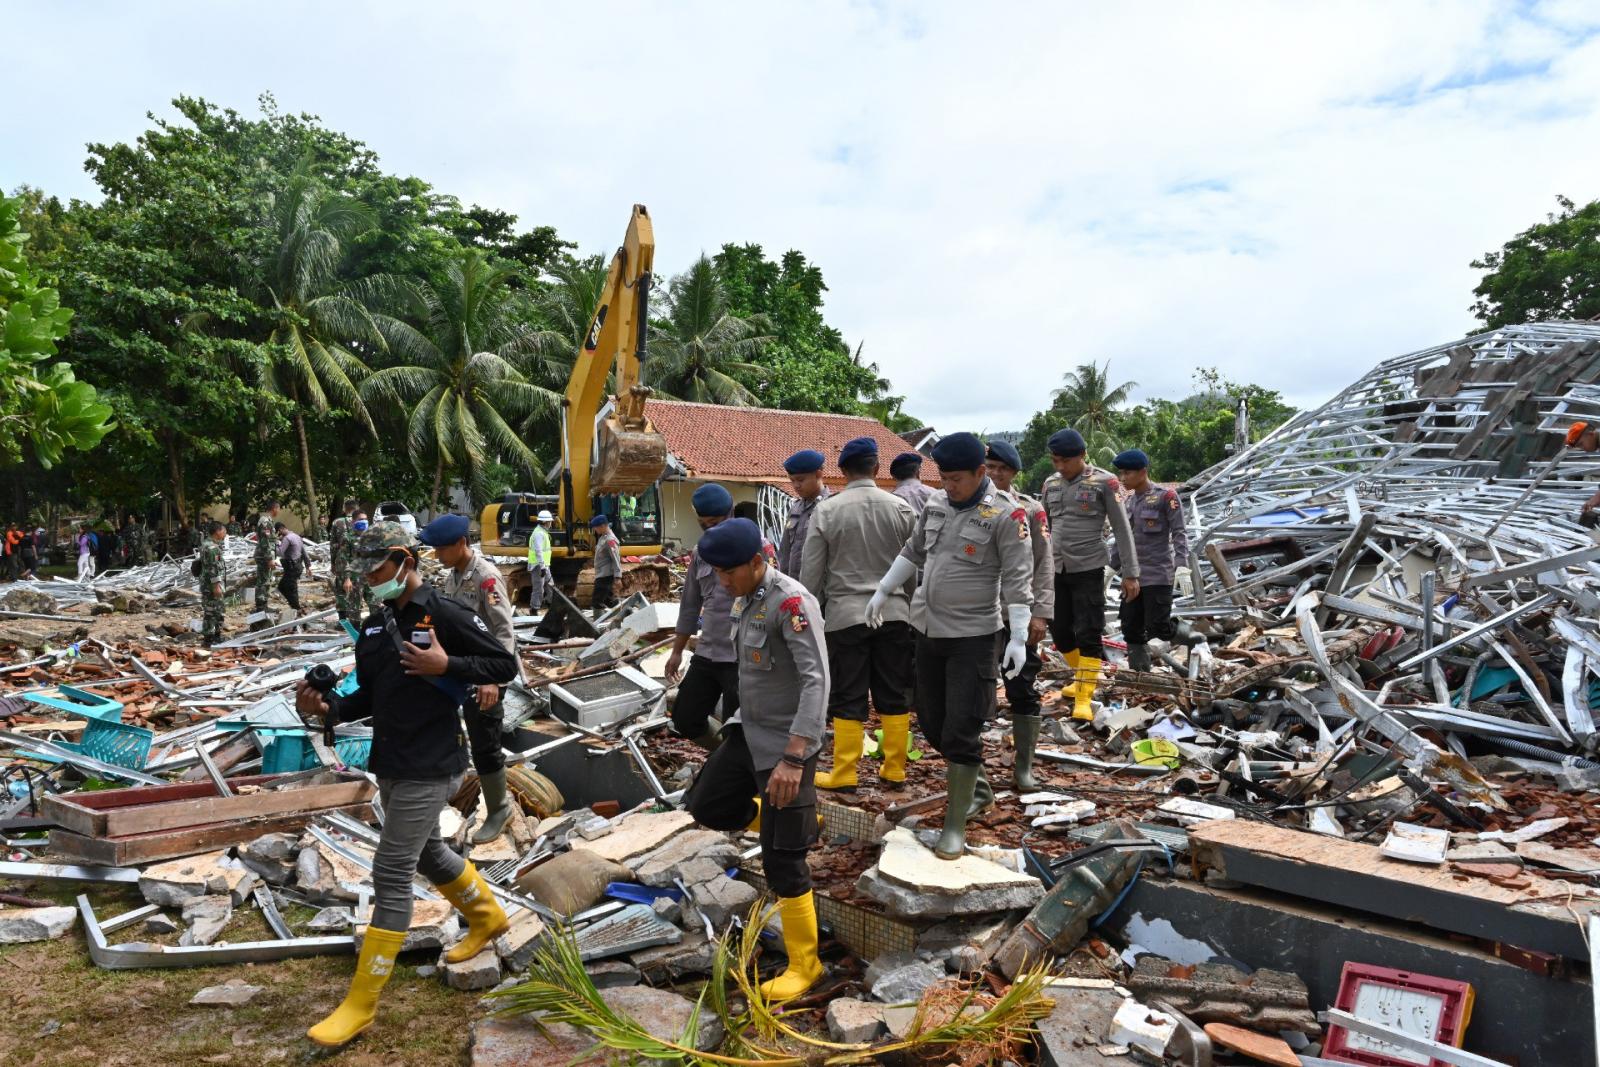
[1002,604,1031,678]
[866,556,917,628]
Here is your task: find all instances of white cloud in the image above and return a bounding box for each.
[5,1,1600,434]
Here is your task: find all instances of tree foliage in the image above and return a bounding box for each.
[1472,195,1600,328]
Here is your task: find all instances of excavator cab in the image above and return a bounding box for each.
[591,485,661,548]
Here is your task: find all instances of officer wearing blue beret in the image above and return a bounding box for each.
[589,514,622,610]
[419,513,523,843]
[890,452,933,515]
[1109,449,1189,671]
[684,518,829,1003]
[798,436,918,792]
[778,449,831,576]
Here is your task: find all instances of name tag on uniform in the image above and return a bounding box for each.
[411,630,433,647]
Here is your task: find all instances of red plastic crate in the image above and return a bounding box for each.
[1323,962,1475,1067]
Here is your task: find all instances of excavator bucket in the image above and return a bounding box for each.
[594,415,668,493]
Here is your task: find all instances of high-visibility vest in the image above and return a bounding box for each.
[526,525,552,567]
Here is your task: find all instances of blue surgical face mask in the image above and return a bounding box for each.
[353,520,369,532]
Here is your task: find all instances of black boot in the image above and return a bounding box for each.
[1127,642,1152,672]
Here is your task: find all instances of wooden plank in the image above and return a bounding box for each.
[48,803,375,866]
[39,774,368,838]
[1189,820,1600,960]
[98,779,375,837]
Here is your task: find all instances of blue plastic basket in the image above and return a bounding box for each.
[63,718,153,770]
[259,730,372,773]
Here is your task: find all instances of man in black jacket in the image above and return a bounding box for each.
[295,521,517,1048]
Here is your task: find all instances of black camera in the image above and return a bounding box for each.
[303,664,341,745]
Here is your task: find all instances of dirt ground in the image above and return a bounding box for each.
[0,884,485,1067]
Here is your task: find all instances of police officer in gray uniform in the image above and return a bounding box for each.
[1039,428,1140,721]
[666,483,744,749]
[984,440,1054,790]
[777,449,831,575]
[590,513,623,610]
[419,513,522,844]
[684,518,830,1003]
[865,433,1033,860]
[799,436,918,792]
[1109,449,1190,672]
[890,452,934,515]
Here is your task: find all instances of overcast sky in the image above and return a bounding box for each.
[7,2,1600,433]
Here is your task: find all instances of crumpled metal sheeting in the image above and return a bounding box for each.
[12,537,333,605]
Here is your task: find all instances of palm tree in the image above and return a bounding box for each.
[645,255,771,404]
[361,249,560,511]
[255,167,383,530]
[1051,361,1137,466]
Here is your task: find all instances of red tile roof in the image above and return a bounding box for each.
[647,400,938,489]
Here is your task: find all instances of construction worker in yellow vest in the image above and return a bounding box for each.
[526,510,553,612]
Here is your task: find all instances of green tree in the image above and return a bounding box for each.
[645,255,770,404]
[0,194,114,468]
[1472,195,1600,327]
[250,166,384,531]
[362,249,559,510]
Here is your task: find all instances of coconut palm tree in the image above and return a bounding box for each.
[255,167,383,530]
[361,249,560,511]
[1053,361,1137,466]
[644,255,771,405]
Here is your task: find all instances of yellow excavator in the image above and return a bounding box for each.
[479,205,671,601]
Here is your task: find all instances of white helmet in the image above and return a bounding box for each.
[536,510,553,523]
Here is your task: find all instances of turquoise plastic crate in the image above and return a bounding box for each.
[63,718,153,770]
[259,730,371,773]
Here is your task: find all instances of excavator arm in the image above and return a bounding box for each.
[561,204,669,528]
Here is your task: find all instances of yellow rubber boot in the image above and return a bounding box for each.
[1073,655,1102,721]
[879,713,910,786]
[1058,649,1080,702]
[746,797,763,833]
[307,926,406,1047]
[814,719,864,792]
[438,861,510,964]
[757,892,824,1002]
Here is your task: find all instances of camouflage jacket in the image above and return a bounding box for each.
[200,540,226,589]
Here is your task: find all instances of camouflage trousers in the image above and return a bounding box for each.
[252,564,271,627]
[334,570,378,622]
[201,594,224,644]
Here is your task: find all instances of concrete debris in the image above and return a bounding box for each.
[868,956,948,1004]
[1107,997,1177,1058]
[631,928,716,983]
[492,911,549,973]
[599,985,724,1053]
[1126,956,1320,1035]
[177,895,233,947]
[189,978,263,1007]
[142,913,179,935]
[826,998,887,1043]
[688,875,758,930]
[572,808,695,865]
[0,905,77,943]
[584,959,641,989]
[631,828,741,887]
[442,947,504,991]
[304,906,354,932]
[856,826,1044,919]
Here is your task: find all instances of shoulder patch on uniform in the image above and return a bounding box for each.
[1009,506,1029,540]
[472,615,489,632]
[780,595,809,632]
[1106,476,1122,491]
[978,503,999,519]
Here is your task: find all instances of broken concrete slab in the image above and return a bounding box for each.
[650,896,682,925]
[632,828,741,887]
[632,929,716,983]
[143,913,179,936]
[359,898,460,954]
[870,957,947,1004]
[294,840,370,903]
[571,809,695,866]
[305,906,354,933]
[237,831,299,885]
[826,998,886,1043]
[139,850,258,909]
[673,856,727,889]
[917,913,1016,974]
[493,910,548,973]
[689,875,758,930]
[1034,982,1129,1067]
[0,905,77,944]
[1126,956,1320,1035]
[600,985,724,1054]
[469,1015,606,1067]
[189,978,264,1007]
[178,895,233,947]
[1109,997,1176,1057]
[856,827,1044,919]
[443,948,504,991]
[587,959,641,989]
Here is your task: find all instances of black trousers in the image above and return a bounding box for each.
[994,625,1042,716]
[277,557,302,611]
[1120,583,1175,644]
[827,621,914,722]
[464,693,506,775]
[686,725,817,898]
[592,576,617,610]
[914,632,996,767]
[671,655,740,738]
[1052,569,1107,659]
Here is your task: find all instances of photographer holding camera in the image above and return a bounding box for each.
[295,522,518,1048]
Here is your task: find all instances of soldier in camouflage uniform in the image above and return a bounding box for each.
[352,512,380,616]
[186,523,203,555]
[329,500,361,623]
[127,518,150,567]
[200,520,227,646]
[226,520,242,537]
[252,501,279,629]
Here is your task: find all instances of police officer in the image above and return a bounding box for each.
[526,509,554,612]
[684,518,829,1003]
[251,501,279,630]
[294,522,518,1048]
[1039,430,1140,721]
[419,513,522,844]
[1109,450,1189,672]
[799,436,917,791]
[985,440,1054,790]
[590,513,622,610]
[865,433,1033,859]
[199,521,227,646]
[666,484,744,750]
[777,449,831,575]
[890,452,933,515]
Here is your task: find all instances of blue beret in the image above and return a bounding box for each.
[691,483,734,517]
[838,436,878,467]
[1113,448,1149,470]
[417,513,470,547]
[590,514,611,529]
[783,449,825,475]
[985,440,1023,471]
[1048,428,1086,457]
[889,452,923,478]
[931,432,986,472]
[698,517,763,567]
